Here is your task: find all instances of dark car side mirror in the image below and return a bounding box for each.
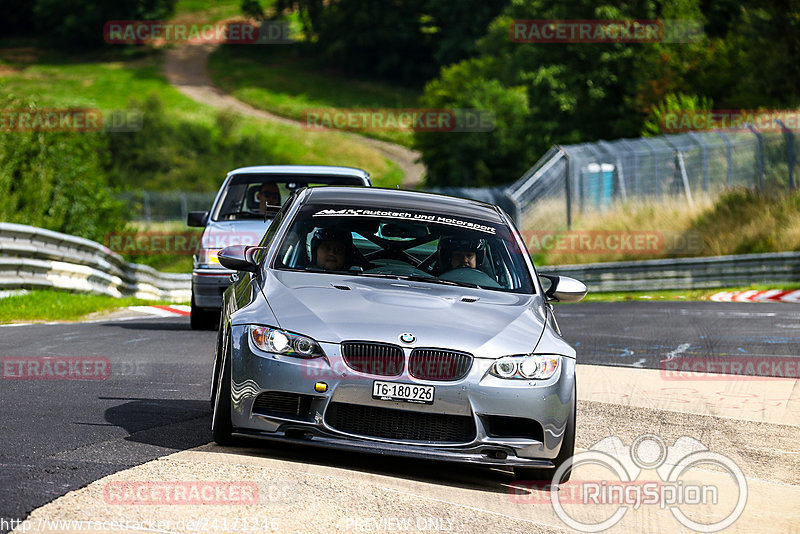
[218,245,259,272]
[187,211,209,227]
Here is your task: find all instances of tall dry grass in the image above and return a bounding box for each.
[522,188,800,265]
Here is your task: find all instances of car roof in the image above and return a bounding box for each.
[302,187,505,224]
[227,165,370,180]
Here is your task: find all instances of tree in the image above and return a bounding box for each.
[416,0,706,186]
[272,0,510,84]
[415,59,530,186]
[33,0,177,47]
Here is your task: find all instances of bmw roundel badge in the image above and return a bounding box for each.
[399,333,416,344]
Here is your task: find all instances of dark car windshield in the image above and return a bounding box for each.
[273,204,534,293]
[212,174,366,221]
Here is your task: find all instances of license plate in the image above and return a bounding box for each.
[372,380,434,404]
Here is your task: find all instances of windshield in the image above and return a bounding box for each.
[212,174,366,221]
[273,204,534,293]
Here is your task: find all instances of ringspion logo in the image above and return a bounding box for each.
[512,434,747,532]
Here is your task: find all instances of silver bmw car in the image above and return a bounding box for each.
[211,186,586,481]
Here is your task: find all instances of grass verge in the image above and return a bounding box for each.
[572,283,800,303]
[208,45,420,147]
[118,221,197,273]
[0,42,402,189]
[173,0,245,24]
[527,189,800,265]
[0,290,180,324]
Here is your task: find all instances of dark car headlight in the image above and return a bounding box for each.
[489,355,561,380]
[250,326,324,359]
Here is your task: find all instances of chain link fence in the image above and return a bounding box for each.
[120,126,798,226]
[507,127,798,228]
[119,191,218,223]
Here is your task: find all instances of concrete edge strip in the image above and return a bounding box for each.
[576,363,799,427]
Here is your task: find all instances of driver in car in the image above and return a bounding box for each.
[438,237,487,273]
[311,228,352,271]
[257,182,282,214]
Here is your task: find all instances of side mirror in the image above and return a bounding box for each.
[218,245,259,273]
[187,211,209,227]
[539,274,587,303]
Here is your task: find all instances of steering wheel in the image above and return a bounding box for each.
[366,248,421,266]
[439,267,502,288]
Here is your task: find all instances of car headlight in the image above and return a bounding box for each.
[197,247,222,267]
[250,326,324,359]
[489,355,561,380]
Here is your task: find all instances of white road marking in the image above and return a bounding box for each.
[662,342,691,362]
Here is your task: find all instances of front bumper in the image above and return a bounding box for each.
[192,269,232,309]
[227,325,575,467]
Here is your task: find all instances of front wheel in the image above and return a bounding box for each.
[211,333,235,445]
[514,394,576,484]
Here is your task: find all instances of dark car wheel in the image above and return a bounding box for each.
[211,333,235,445]
[210,318,225,409]
[513,393,576,484]
[190,294,219,331]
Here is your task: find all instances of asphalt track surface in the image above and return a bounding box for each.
[1,302,799,532]
[559,301,800,372]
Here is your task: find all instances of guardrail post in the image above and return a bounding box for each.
[564,149,573,229]
[640,137,658,195]
[143,191,152,224]
[778,120,795,190]
[676,151,694,205]
[716,131,734,186]
[688,132,709,192]
[747,125,764,191]
[180,193,188,222]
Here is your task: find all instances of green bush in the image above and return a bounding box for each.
[415,59,530,187]
[0,103,127,242]
[105,95,277,191]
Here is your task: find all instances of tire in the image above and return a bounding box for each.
[211,333,235,445]
[210,318,225,409]
[514,394,576,484]
[190,294,219,331]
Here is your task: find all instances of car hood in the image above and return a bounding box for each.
[201,220,272,249]
[262,271,548,358]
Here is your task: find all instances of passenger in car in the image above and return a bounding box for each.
[311,228,351,271]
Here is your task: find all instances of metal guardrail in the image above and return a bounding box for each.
[542,251,800,292]
[0,223,190,301]
[2,223,796,297]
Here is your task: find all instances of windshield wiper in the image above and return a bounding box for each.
[404,276,481,288]
[220,210,263,219]
[355,273,479,288]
